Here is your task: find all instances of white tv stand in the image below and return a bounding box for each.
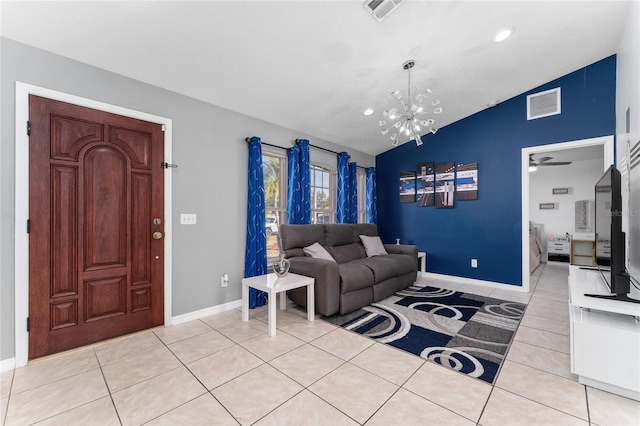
[568,265,640,401]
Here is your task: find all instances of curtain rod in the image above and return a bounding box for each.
[295,139,345,157]
[244,137,371,169]
[244,137,288,151]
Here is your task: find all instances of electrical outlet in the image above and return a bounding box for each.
[221,273,229,287]
[180,214,197,225]
[471,258,478,268]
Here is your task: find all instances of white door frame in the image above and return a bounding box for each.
[521,135,614,291]
[14,82,173,368]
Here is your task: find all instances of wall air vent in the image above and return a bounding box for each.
[630,139,640,171]
[527,87,561,120]
[363,0,403,22]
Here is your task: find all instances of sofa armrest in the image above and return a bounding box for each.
[287,257,341,316]
[384,244,419,269]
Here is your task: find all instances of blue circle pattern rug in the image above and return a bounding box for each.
[323,282,527,384]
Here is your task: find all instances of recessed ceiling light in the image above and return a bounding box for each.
[363,108,375,116]
[494,28,513,43]
[487,100,499,107]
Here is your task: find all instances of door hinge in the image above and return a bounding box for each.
[27,317,30,332]
[161,124,166,132]
[27,219,31,234]
[161,162,178,169]
[27,121,31,136]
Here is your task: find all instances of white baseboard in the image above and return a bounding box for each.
[420,272,528,293]
[170,299,242,325]
[1,358,16,372]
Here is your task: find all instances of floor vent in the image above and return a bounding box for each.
[527,87,561,120]
[363,0,403,22]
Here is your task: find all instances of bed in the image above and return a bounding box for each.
[529,222,547,273]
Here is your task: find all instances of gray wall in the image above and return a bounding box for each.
[0,38,374,361]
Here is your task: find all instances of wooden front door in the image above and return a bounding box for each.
[28,95,165,359]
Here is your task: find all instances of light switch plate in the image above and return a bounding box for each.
[180,214,197,225]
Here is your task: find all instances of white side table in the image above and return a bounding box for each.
[418,251,426,274]
[241,272,315,336]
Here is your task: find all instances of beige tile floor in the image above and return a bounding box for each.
[2,263,639,425]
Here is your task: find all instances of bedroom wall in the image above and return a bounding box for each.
[375,56,616,287]
[529,159,604,239]
[0,38,374,362]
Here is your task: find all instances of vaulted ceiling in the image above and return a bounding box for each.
[1,1,630,155]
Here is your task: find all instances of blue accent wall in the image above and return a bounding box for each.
[376,56,616,286]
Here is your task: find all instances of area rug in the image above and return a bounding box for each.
[323,282,527,384]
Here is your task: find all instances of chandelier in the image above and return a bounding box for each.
[379,60,442,147]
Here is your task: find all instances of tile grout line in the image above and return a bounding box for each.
[157,316,348,424]
[1,370,15,426]
[94,346,124,426]
[11,262,613,425]
[502,263,592,421]
[492,385,591,423]
[149,327,240,425]
[476,384,496,425]
[13,350,123,425]
[584,385,592,425]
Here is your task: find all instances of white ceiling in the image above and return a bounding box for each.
[0,1,631,156]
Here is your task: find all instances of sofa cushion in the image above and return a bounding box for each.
[351,223,379,241]
[324,224,354,247]
[359,235,388,257]
[280,224,325,258]
[338,263,375,293]
[303,242,335,261]
[373,277,404,301]
[383,254,418,275]
[350,257,398,283]
[327,244,365,264]
[340,287,373,315]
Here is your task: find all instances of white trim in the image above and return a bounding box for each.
[420,272,529,293]
[1,358,16,373]
[578,376,640,402]
[171,299,242,325]
[521,135,614,293]
[14,82,173,368]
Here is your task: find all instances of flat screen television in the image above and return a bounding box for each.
[588,165,639,303]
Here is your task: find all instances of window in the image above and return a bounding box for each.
[262,152,287,260]
[310,164,335,224]
[261,153,349,259]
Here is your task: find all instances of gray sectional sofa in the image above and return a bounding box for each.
[279,223,418,316]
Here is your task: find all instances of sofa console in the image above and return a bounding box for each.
[279,223,418,316]
[568,265,640,400]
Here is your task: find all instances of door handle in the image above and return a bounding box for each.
[153,231,163,240]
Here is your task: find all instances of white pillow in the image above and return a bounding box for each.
[360,235,388,257]
[303,242,335,261]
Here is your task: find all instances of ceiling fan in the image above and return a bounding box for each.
[529,154,572,168]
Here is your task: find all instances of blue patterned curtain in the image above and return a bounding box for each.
[244,136,268,308]
[348,162,358,223]
[336,152,350,223]
[287,139,311,224]
[366,167,377,224]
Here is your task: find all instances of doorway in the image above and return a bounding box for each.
[521,136,614,292]
[15,83,173,367]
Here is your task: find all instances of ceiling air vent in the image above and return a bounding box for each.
[527,87,561,120]
[363,0,403,22]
